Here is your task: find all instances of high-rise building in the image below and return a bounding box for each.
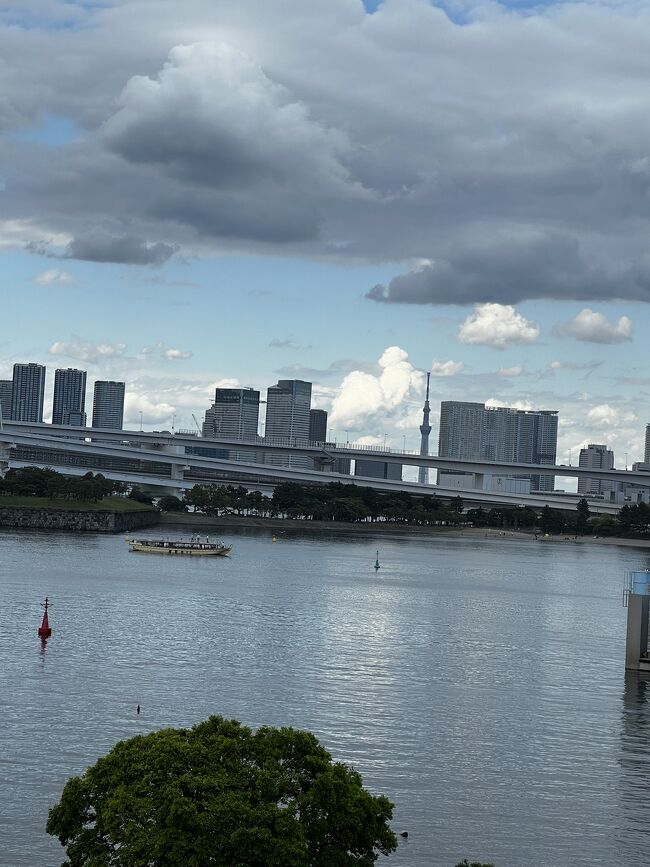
[578,444,616,497]
[644,424,650,465]
[52,368,87,425]
[265,379,312,467]
[203,388,260,440]
[0,379,12,422]
[355,459,402,481]
[91,381,125,430]
[309,409,328,443]
[11,363,46,422]
[438,401,558,492]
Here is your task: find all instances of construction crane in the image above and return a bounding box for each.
[192,413,201,435]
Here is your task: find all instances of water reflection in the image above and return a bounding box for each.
[617,673,650,859]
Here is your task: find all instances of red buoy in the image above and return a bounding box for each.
[38,596,52,639]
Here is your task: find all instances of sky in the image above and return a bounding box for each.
[1,0,650,469]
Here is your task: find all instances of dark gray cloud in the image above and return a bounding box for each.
[367,233,650,306]
[64,234,176,266]
[5,0,650,295]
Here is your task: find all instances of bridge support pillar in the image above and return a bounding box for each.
[313,453,336,472]
[0,440,13,478]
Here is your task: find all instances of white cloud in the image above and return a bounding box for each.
[586,404,636,427]
[48,337,127,363]
[430,359,464,377]
[458,304,539,349]
[124,391,176,426]
[498,364,524,377]
[560,308,633,344]
[34,268,72,285]
[329,345,424,431]
[163,348,193,360]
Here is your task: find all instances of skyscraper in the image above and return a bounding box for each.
[203,388,260,440]
[265,379,312,466]
[52,368,87,425]
[0,379,12,422]
[92,381,125,430]
[645,423,650,465]
[578,444,616,497]
[438,401,558,492]
[265,380,312,441]
[11,363,45,422]
[309,409,328,443]
[418,372,431,484]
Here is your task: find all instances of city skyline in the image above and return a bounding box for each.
[0,357,644,466]
[1,1,649,469]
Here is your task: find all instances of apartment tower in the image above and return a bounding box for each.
[11,363,46,422]
[52,368,87,426]
[91,381,125,430]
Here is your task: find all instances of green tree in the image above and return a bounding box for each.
[575,497,591,535]
[47,715,396,867]
[128,486,155,505]
[454,861,495,867]
[157,495,186,513]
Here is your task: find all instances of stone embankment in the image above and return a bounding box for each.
[0,507,159,533]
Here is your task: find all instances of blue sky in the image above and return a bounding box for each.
[1,0,649,466]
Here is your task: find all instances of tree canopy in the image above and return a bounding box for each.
[47,715,397,867]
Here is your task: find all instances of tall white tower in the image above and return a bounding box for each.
[418,372,431,484]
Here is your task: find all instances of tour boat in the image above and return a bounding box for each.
[127,536,232,556]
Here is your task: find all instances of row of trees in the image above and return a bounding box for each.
[0,467,121,503]
[5,468,650,538]
[173,482,650,538]
[177,482,468,525]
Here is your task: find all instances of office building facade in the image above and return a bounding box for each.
[309,409,328,443]
[91,381,125,430]
[202,388,260,440]
[577,444,616,497]
[265,379,312,467]
[52,368,87,426]
[11,363,46,422]
[0,379,12,421]
[438,401,558,492]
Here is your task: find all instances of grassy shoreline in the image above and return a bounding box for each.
[0,495,156,513]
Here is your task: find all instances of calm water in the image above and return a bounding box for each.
[2,526,650,866]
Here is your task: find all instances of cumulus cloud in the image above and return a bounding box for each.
[4,0,650,294]
[49,337,127,363]
[124,391,176,426]
[430,359,464,377]
[559,308,633,344]
[457,304,539,349]
[586,404,636,427]
[329,345,424,430]
[34,268,72,285]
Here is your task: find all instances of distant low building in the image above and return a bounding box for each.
[355,459,402,481]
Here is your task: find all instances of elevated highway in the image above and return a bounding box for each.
[1,419,647,483]
[0,422,626,514]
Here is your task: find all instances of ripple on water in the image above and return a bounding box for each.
[1,527,650,866]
